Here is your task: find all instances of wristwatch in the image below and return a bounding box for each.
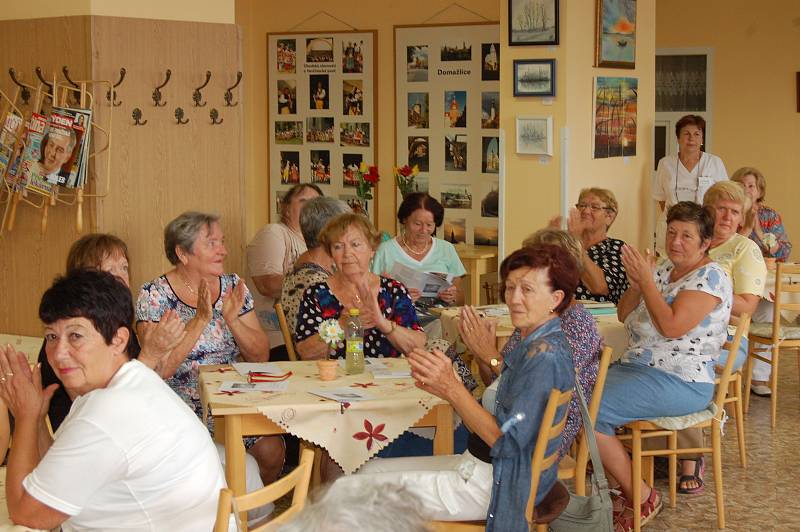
[490,357,501,368]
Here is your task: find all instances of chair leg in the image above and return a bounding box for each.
[711,425,725,529]
[733,374,747,468]
[535,523,548,532]
[641,456,653,486]
[574,439,588,497]
[632,430,642,532]
[668,431,677,508]
[770,345,780,429]
[743,338,755,414]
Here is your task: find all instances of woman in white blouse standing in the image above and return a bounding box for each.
[653,115,727,251]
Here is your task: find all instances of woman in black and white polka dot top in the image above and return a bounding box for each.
[551,187,629,304]
[294,213,426,360]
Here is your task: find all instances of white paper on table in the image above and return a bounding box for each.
[219,380,289,393]
[309,388,375,402]
[232,362,284,376]
[390,262,453,298]
[336,358,387,369]
[371,367,412,379]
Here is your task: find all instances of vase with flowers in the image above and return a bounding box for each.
[354,162,380,201]
[317,319,344,380]
[394,164,420,198]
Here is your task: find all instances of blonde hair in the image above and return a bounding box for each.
[731,166,766,203]
[702,181,751,213]
[522,229,584,273]
[578,187,618,228]
[318,213,382,254]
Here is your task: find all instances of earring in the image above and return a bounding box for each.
[549,308,555,313]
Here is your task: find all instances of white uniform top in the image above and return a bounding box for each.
[23,360,225,532]
[653,152,728,207]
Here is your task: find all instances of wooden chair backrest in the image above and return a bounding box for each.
[588,346,613,424]
[771,262,800,335]
[714,314,750,412]
[274,303,298,361]
[214,447,314,532]
[524,387,574,524]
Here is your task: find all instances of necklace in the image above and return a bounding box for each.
[401,232,431,256]
[177,270,196,295]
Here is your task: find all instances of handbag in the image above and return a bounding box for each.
[548,381,614,532]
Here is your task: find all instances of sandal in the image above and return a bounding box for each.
[677,457,705,495]
[613,487,662,532]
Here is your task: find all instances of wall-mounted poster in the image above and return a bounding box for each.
[267,31,377,223]
[593,76,638,158]
[395,23,500,245]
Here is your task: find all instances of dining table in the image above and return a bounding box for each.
[199,358,454,525]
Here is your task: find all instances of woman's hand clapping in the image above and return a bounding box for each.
[458,306,499,363]
[0,345,58,422]
[139,309,187,361]
[354,277,383,330]
[222,279,246,324]
[621,244,655,291]
[408,348,460,402]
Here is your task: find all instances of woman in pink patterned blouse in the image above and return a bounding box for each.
[732,166,792,261]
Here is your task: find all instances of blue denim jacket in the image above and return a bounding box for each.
[485,317,575,532]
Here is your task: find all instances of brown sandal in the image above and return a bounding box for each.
[613,487,662,532]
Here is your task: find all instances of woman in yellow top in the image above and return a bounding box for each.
[677,180,766,494]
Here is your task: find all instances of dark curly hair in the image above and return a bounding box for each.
[397,193,445,229]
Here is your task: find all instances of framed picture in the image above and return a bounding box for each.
[595,0,636,68]
[516,116,553,156]
[593,76,637,158]
[513,59,555,97]
[508,0,559,46]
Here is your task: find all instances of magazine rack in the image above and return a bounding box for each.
[1,75,113,234]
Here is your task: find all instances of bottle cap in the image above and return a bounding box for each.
[349,308,360,316]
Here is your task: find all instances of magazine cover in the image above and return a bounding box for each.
[24,111,78,195]
[0,112,24,185]
[56,107,92,188]
[17,113,49,194]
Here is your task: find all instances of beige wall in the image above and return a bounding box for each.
[235,0,501,241]
[0,0,234,23]
[501,0,656,252]
[657,0,800,259]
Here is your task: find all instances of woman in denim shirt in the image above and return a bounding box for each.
[340,245,578,531]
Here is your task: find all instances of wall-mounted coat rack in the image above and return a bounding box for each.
[106,68,126,106]
[192,70,211,107]
[153,69,171,106]
[224,71,242,107]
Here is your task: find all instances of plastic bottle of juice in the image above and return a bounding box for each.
[345,308,365,375]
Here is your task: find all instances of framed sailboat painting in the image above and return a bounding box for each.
[595,0,636,68]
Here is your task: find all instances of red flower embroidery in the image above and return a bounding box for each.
[214,390,242,396]
[350,382,377,389]
[353,419,387,451]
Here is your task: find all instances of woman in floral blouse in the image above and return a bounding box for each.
[135,211,283,485]
[294,213,425,359]
[731,166,792,261]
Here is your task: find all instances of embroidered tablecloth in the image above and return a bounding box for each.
[199,359,446,474]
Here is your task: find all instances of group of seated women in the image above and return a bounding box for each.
[1,142,791,530]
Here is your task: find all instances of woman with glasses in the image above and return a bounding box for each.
[552,187,628,303]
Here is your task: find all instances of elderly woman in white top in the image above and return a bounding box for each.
[653,115,727,251]
[246,183,322,359]
[1,270,225,531]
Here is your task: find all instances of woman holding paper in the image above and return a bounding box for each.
[371,193,466,305]
[295,213,426,360]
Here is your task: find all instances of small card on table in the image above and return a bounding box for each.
[219,380,289,393]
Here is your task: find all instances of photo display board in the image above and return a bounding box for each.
[394,23,501,246]
[267,31,377,223]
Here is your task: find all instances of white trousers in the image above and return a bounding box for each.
[215,443,273,523]
[752,299,775,382]
[337,451,493,521]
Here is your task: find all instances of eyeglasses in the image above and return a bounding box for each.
[575,203,614,213]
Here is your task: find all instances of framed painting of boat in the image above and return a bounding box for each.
[595,0,636,68]
[508,0,558,46]
[516,115,553,156]
[513,59,555,97]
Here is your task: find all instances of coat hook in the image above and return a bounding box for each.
[152,69,171,107]
[192,70,212,107]
[132,108,147,126]
[106,67,126,107]
[209,108,223,125]
[61,66,82,105]
[174,107,189,125]
[224,71,242,107]
[35,67,53,93]
[8,68,31,106]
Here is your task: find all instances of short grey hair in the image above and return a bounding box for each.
[277,480,428,532]
[163,211,220,265]
[300,197,351,248]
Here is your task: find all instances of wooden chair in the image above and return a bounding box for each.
[616,314,750,531]
[214,447,314,532]
[743,262,800,428]
[560,345,613,496]
[717,364,746,467]
[274,303,298,361]
[429,386,574,532]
